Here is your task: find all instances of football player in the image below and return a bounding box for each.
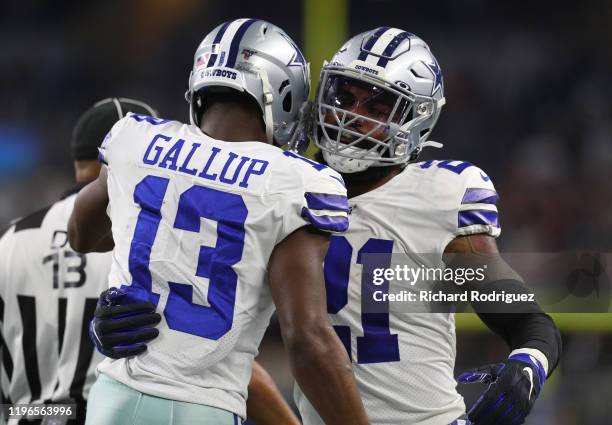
[67,19,368,425]
[88,27,562,425]
[0,97,157,425]
[292,28,562,425]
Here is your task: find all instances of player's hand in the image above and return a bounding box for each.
[457,353,547,425]
[89,287,161,359]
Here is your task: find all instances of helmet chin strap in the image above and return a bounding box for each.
[420,140,443,149]
[259,69,275,144]
[388,120,444,156]
[185,71,198,126]
[188,95,197,126]
[287,101,316,151]
[322,149,371,173]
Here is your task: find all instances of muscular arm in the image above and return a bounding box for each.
[444,234,562,374]
[247,361,300,425]
[268,226,368,425]
[68,166,114,253]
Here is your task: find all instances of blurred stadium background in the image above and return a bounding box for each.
[2,0,611,423]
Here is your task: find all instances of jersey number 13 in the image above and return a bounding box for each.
[123,175,247,340]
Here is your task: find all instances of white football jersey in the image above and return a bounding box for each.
[96,114,348,418]
[0,193,110,423]
[295,160,500,425]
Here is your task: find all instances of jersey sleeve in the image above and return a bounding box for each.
[454,165,501,238]
[282,166,350,235]
[96,115,132,165]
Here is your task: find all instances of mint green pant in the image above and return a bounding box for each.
[85,373,241,425]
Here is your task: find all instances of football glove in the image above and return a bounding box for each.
[89,287,161,359]
[457,353,547,425]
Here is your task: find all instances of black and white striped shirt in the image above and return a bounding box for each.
[0,191,111,424]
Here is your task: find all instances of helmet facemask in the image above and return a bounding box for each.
[314,67,442,173]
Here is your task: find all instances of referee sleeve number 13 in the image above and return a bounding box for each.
[122,175,247,340]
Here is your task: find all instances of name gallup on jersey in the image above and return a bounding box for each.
[142,133,269,189]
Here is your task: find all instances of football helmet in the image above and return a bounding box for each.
[185,18,310,146]
[313,28,446,173]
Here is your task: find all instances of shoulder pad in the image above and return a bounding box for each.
[416,160,500,237]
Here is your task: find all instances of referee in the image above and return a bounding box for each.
[0,98,158,425]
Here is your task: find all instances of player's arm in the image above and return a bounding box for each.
[445,234,561,370]
[268,226,369,425]
[445,234,562,425]
[246,361,300,425]
[68,166,114,253]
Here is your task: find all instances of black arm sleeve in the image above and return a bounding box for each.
[472,279,562,376]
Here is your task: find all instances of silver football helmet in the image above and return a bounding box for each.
[313,27,446,173]
[185,18,310,146]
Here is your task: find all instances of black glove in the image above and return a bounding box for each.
[89,287,161,359]
[457,353,547,425]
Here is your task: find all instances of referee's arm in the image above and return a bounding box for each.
[0,225,13,404]
[68,166,114,253]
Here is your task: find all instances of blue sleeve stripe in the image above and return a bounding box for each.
[461,188,498,205]
[301,208,349,232]
[458,210,499,228]
[305,193,349,212]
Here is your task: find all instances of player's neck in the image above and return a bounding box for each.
[343,166,403,199]
[200,103,267,143]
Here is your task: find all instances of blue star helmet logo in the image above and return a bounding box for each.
[423,59,443,96]
[278,32,306,67]
[288,50,306,67]
[277,31,308,91]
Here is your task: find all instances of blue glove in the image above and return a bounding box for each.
[89,287,161,359]
[457,353,547,425]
